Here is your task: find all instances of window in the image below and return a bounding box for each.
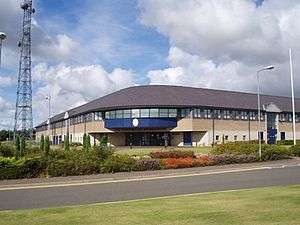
[140,109,149,118]
[225,135,229,141]
[215,135,219,141]
[234,111,240,120]
[85,113,93,122]
[168,109,177,118]
[131,109,140,118]
[193,109,201,118]
[181,109,191,118]
[116,110,123,119]
[204,109,211,119]
[223,110,231,119]
[287,113,292,122]
[149,108,159,118]
[123,110,131,118]
[241,111,248,120]
[234,135,238,141]
[250,112,257,121]
[105,111,116,119]
[214,110,221,119]
[94,112,102,121]
[159,108,169,117]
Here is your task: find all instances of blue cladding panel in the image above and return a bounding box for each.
[105,118,177,129]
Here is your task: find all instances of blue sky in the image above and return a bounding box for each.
[0,0,300,129]
[36,0,169,78]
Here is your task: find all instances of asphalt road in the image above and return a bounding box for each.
[1,165,300,210]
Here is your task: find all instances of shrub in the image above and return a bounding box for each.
[15,136,20,159]
[46,149,100,177]
[20,136,26,156]
[134,158,164,171]
[0,157,45,180]
[162,157,194,169]
[100,155,136,173]
[212,142,292,160]
[261,145,292,160]
[193,155,215,167]
[212,154,258,165]
[150,150,195,159]
[70,142,82,147]
[0,142,15,157]
[290,145,300,157]
[44,136,50,157]
[64,134,70,151]
[40,135,45,151]
[277,140,300,146]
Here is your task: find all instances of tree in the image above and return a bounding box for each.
[44,136,50,157]
[15,135,20,159]
[83,133,87,150]
[40,134,45,151]
[86,134,91,150]
[64,134,70,151]
[20,136,26,156]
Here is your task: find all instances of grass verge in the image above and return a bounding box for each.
[1,185,300,225]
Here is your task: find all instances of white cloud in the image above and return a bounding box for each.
[0,76,13,87]
[139,0,300,96]
[0,96,14,129]
[32,63,136,125]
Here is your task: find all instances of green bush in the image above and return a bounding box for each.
[212,142,292,161]
[0,157,45,180]
[0,142,15,157]
[64,134,70,151]
[290,145,300,157]
[44,136,50,157]
[100,155,136,173]
[46,149,100,177]
[150,150,195,159]
[134,158,164,171]
[212,154,258,165]
[40,135,45,151]
[15,136,20,159]
[277,140,300,146]
[20,136,26,156]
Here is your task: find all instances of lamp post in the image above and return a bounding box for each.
[257,66,275,159]
[289,48,296,146]
[0,32,7,68]
[46,95,51,137]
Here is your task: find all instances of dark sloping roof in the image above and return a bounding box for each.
[37,85,300,127]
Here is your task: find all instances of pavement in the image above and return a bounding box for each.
[1,158,300,210]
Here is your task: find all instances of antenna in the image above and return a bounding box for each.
[14,0,35,138]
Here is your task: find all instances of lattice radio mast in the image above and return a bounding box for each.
[14,0,35,137]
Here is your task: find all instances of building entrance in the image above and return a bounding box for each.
[125,132,170,146]
[267,113,277,144]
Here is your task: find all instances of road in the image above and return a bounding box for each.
[1,163,300,210]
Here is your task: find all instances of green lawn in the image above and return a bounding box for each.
[114,146,212,156]
[1,185,300,225]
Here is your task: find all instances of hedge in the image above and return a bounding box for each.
[0,157,45,180]
[277,140,300,146]
[290,145,300,157]
[150,150,195,159]
[0,142,15,157]
[212,142,292,160]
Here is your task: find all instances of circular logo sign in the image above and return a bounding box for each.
[132,118,139,127]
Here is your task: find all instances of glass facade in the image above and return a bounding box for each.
[37,107,300,132]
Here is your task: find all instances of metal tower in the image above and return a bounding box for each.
[14,0,35,137]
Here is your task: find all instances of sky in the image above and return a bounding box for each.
[0,0,299,129]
